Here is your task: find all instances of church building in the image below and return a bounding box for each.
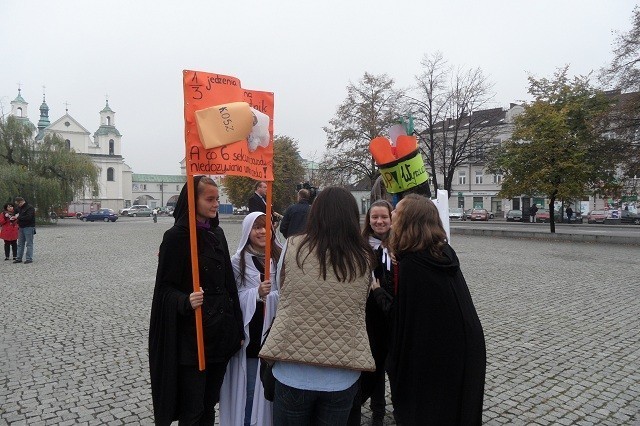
[9,89,133,211]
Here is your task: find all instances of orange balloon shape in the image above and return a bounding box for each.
[369,136,396,165]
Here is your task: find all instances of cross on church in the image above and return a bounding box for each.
[64,102,70,113]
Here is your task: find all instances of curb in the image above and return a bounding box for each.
[451,227,639,246]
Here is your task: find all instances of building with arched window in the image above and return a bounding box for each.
[9,89,133,211]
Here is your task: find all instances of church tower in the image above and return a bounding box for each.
[93,100,122,156]
[35,92,51,141]
[10,88,36,131]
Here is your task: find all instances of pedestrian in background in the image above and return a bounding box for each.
[219,212,282,426]
[260,186,375,425]
[386,194,486,425]
[0,203,18,261]
[566,206,574,223]
[529,203,538,223]
[13,197,35,264]
[279,188,311,239]
[149,176,244,425]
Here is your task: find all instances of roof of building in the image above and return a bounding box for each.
[100,100,114,113]
[132,174,187,183]
[93,125,122,137]
[11,90,27,104]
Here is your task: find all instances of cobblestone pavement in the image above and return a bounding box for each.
[1,216,638,425]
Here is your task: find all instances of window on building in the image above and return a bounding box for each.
[107,167,115,182]
[475,146,485,161]
[17,107,23,117]
[141,184,147,191]
[458,171,466,185]
[475,171,483,184]
[109,139,114,155]
[176,185,180,191]
[107,116,111,126]
[473,197,483,209]
[493,174,502,184]
[65,139,71,150]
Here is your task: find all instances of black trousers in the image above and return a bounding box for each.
[4,240,17,259]
[177,362,227,425]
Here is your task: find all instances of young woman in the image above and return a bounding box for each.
[386,194,486,425]
[219,212,282,426]
[0,203,18,261]
[149,175,244,425]
[260,186,376,426]
[359,199,397,425]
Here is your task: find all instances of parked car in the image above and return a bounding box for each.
[487,211,496,219]
[536,209,551,223]
[506,209,523,222]
[128,207,153,217]
[463,209,473,220]
[620,210,640,225]
[554,210,584,224]
[120,204,150,216]
[233,206,249,215]
[586,210,608,224]
[449,208,465,221]
[469,208,489,221]
[81,209,118,222]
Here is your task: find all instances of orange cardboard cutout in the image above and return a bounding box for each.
[183,70,274,181]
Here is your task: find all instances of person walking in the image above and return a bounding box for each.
[530,204,538,223]
[219,212,282,426]
[386,194,486,425]
[260,186,376,426]
[279,188,311,239]
[566,206,574,223]
[13,197,35,264]
[0,203,19,261]
[148,176,245,425]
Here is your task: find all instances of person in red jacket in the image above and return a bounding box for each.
[0,203,19,261]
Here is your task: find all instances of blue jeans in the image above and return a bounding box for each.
[273,379,358,426]
[245,357,259,426]
[17,227,34,261]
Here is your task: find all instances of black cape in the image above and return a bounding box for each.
[387,244,486,425]
[148,177,243,425]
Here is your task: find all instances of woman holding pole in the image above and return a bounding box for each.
[149,175,244,425]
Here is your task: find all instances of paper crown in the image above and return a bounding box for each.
[369,133,429,194]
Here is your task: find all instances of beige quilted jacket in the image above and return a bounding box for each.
[259,236,375,372]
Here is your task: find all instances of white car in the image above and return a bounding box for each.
[119,204,149,216]
[449,208,465,220]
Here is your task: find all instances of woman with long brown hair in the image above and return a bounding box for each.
[387,194,486,425]
[260,186,376,425]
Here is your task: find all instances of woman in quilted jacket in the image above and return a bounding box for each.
[259,186,376,426]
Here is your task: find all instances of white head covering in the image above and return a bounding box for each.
[234,211,265,257]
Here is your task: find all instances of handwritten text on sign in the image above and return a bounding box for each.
[183,70,274,180]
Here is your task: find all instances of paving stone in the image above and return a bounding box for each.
[1,219,638,425]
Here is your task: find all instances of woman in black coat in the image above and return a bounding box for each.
[386,194,486,426]
[149,175,244,425]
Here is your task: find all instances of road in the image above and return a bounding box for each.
[0,216,638,425]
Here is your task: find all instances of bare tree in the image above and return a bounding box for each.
[323,72,406,186]
[600,6,640,177]
[409,52,497,197]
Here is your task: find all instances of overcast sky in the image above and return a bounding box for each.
[1,0,637,175]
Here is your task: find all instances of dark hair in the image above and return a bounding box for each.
[389,194,447,258]
[254,181,266,190]
[361,199,393,242]
[3,203,14,211]
[173,175,219,226]
[238,214,282,285]
[14,197,24,203]
[295,186,373,282]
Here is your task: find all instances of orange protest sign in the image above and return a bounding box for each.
[183,70,274,181]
